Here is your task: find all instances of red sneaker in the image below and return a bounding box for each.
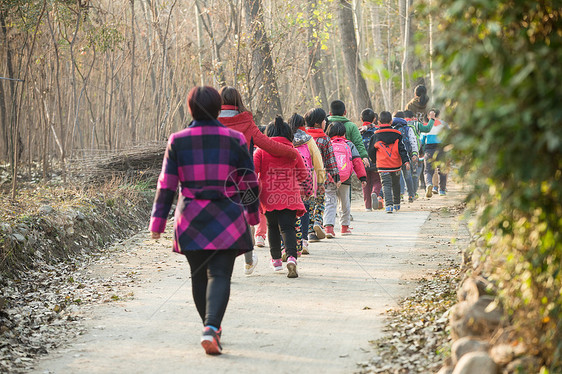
[341,225,352,235]
[325,225,336,238]
[201,327,222,355]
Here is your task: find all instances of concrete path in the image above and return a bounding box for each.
[32,184,466,374]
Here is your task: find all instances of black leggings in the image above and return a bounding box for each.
[184,249,238,329]
[265,209,297,260]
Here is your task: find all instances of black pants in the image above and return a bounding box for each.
[380,171,402,207]
[265,209,297,260]
[184,249,237,329]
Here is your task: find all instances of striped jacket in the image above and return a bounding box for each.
[149,119,260,254]
[305,127,340,184]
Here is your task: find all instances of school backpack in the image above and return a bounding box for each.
[406,119,422,155]
[331,137,353,182]
[295,143,315,197]
[375,139,402,170]
[394,122,413,157]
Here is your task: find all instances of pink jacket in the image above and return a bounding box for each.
[254,137,307,217]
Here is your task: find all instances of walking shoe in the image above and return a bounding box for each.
[371,193,378,210]
[297,250,302,257]
[286,256,298,278]
[271,258,283,271]
[302,240,310,255]
[394,204,401,212]
[255,235,266,247]
[341,225,352,235]
[414,193,419,200]
[325,225,335,238]
[365,208,372,212]
[408,196,414,203]
[433,186,438,194]
[313,224,326,239]
[201,327,222,355]
[439,189,447,196]
[426,185,433,198]
[386,205,393,213]
[244,252,258,275]
[281,249,287,262]
[378,196,384,209]
[308,233,319,242]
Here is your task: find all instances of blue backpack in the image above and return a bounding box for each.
[393,120,413,157]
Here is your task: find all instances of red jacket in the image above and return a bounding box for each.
[218,111,298,160]
[254,137,307,216]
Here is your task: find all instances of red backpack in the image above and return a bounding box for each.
[296,143,315,197]
[331,137,353,182]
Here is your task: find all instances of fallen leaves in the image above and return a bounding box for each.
[357,266,460,373]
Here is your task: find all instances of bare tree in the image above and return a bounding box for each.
[243,0,283,123]
[307,0,329,110]
[336,0,371,118]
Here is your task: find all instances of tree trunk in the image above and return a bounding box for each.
[130,0,137,143]
[429,0,435,97]
[369,2,390,110]
[243,0,283,124]
[307,0,329,111]
[195,3,205,86]
[336,0,371,118]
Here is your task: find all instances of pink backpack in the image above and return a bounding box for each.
[296,143,315,197]
[331,137,353,182]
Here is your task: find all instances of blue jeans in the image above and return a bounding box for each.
[399,164,415,198]
[424,145,447,191]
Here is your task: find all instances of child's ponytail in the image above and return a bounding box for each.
[266,115,294,142]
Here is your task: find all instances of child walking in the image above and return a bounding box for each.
[324,122,366,236]
[304,108,340,242]
[289,113,325,256]
[368,111,410,213]
[360,109,383,210]
[217,86,299,275]
[149,86,259,355]
[254,116,307,278]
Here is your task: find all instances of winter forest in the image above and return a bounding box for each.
[1,0,430,182]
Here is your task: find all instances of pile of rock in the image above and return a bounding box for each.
[437,241,542,374]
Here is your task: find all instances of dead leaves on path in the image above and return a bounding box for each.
[357,266,460,373]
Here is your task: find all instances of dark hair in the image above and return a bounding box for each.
[414,84,429,106]
[326,122,346,138]
[187,86,222,120]
[379,111,392,124]
[330,100,346,116]
[394,111,405,119]
[266,115,294,142]
[288,113,305,133]
[404,110,414,118]
[219,86,247,112]
[361,108,376,123]
[304,108,327,127]
[429,108,440,118]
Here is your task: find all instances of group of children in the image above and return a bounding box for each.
[150,85,448,355]
[250,96,449,281]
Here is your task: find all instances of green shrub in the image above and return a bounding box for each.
[431,0,562,369]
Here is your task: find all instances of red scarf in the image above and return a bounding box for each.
[305,127,327,139]
[221,105,238,111]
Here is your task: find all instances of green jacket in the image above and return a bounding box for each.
[326,115,368,158]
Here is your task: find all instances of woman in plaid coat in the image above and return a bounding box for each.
[149,86,259,355]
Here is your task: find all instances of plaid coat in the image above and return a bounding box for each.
[149,119,260,254]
